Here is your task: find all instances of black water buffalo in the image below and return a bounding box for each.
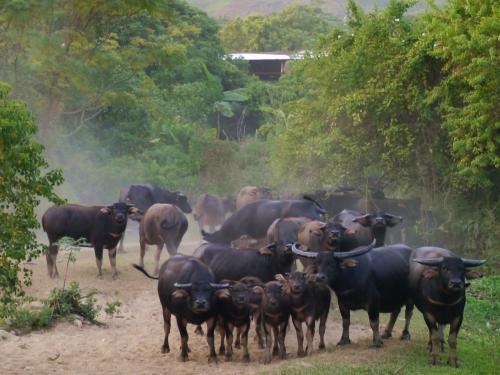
[332,209,403,249]
[139,203,188,275]
[42,202,139,279]
[409,247,485,367]
[202,197,325,244]
[193,242,295,282]
[292,241,413,347]
[260,280,290,363]
[133,255,228,362]
[216,279,263,362]
[276,272,331,356]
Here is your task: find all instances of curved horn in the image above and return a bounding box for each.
[291,243,318,258]
[210,283,230,289]
[412,257,444,267]
[333,239,376,259]
[174,282,192,289]
[461,258,487,268]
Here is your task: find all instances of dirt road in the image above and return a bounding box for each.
[0,231,410,375]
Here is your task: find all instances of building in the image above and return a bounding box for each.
[227,53,294,80]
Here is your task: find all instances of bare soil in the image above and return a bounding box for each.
[0,227,413,375]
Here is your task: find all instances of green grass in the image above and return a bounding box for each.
[268,276,500,375]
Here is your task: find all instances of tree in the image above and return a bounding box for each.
[0,83,63,301]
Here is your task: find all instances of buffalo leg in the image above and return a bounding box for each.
[292,318,305,357]
[241,322,250,362]
[162,306,171,353]
[423,313,440,365]
[94,245,104,278]
[263,322,273,364]
[382,307,401,339]
[368,307,383,348]
[400,302,413,340]
[447,316,462,367]
[118,232,126,253]
[318,310,328,350]
[46,243,59,279]
[272,326,280,356]
[176,317,189,361]
[224,322,234,361]
[154,244,163,276]
[254,311,265,349]
[108,247,118,279]
[218,321,226,355]
[139,238,147,269]
[234,326,241,349]
[337,303,351,345]
[278,321,288,360]
[206,317,218,363]
[438,324,445,352]
[305,318,315,355]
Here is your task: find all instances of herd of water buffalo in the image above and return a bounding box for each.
[41,184,486,367]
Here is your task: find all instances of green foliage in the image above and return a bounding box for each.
[1,304,53,334]
[104,301,122,317]
[424,0,500,190]
[0,83,63,300]
[46,281,99,322]
[219,4,339,52]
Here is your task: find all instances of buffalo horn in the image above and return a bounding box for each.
[210,283,230,289]
[333,239,376,259]
[290,243,318,258]
[412,257,444,267]
[461,258,487,267]
[174,282,192,289]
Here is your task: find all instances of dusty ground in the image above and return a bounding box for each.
[0,225,414,375]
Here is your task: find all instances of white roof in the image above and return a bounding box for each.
[227,53,291,61]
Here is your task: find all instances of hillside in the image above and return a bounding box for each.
[186,0,432,19]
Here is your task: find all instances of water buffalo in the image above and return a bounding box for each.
[409,247,485,367]
[292,241,413,347]
[193,194,226,233]
[118,184,192,252]
[193,242,295,283]
[332,209,403,249]
[276,272,330,356]
[267,216,312,255]
[139,203,188,275]
[202,198,325,245]
[42,202,139,279]
[235,186,272,210]
[133,255,228,362]
[215,279,263,362]
[260,281,290,363]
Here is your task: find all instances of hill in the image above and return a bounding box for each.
[185,0,433,19]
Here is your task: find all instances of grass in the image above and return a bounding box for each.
[265,275,500,375]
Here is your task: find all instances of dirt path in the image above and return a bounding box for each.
[0,235,411,375]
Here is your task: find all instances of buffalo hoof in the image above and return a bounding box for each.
[234,341,241,349]
[272,347,279,356]
[370,340,383,348]
[431,355,441,366]
[208,355,218,364]
[179,354,189,362]
[337,338,351,346]
[318,343,326,351]
[242,354,250,363]
[447,357,459,368]
[218,346,225,355]
[297,350,306,358]
[96,274,103,280]
[161,345,170,353]
[112,273,119,280]
[263,355,272,364]
[279,351,287,360]
[400,331,411,341]
[225,354,232,362]
[381,331,392,339]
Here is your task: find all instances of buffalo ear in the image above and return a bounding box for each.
[422,269,439,279]
[100,207,112,214]
[215,289,231,299]
[353,214,372,227]
[340,259,358,269]
[128,207,141,215]
[258,247,273,255]
[465,270,484,280]
[172,289,189,299]
[386,214,403,227]
[344,227,356,235]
